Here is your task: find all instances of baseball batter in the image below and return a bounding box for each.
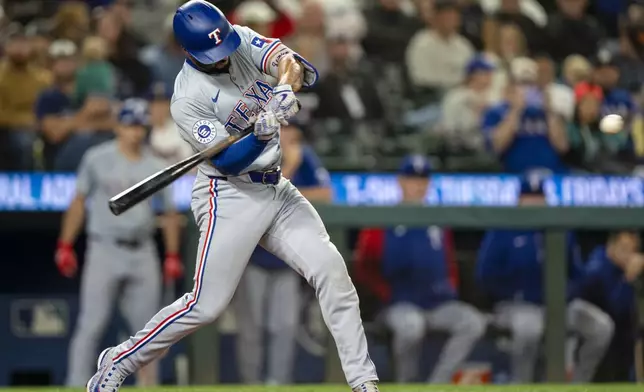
[87,2,379,392]
[57,99,183,387]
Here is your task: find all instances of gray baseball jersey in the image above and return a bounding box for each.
[65,141,168,386]
[76,141,173,239]
[171,26,284,177]
[109,26,379,388]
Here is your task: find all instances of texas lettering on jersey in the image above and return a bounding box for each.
[224,79,274,133]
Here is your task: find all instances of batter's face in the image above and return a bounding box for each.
[116,124,147,147]
[398,176,429,203]
[188,53,231,73]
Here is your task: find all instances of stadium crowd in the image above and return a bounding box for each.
[1,0,644,173]
[1,0,644,387]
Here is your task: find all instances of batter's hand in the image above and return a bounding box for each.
[163,253,183,284]
[270,85,300,124]
[254,110,281,141]
[55,241,78,278]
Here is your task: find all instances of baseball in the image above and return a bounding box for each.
[600,114,624,134]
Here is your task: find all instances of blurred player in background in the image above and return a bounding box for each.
[235,119,332,384]
[580,230,642,381]
[476,175,614,383]
[355,155,487,383]
[55,99,183,386]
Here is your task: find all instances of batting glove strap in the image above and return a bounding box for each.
[293,53,319,87]
[270,85,299,123]
[254,111,281,141]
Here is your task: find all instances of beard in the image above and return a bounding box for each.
[191,56,231,74]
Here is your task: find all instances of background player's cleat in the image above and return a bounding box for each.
[352,381,380,392]
[86,347,128,392]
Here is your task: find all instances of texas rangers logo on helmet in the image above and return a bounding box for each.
[208,28,222,44]
[192,120,217,144]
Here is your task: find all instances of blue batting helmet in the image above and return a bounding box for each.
[173,0,241,64]
[118,99,149,127]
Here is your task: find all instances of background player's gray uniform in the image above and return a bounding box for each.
[110,26,378,388]
[66,141,172,386]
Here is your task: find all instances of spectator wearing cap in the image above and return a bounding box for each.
[230,0,295,40]
[148,83,192,165]
[406,0,474,94]
[311,32,384,121]
[0,24,52,170]
[545,0,605,64]
[235,119,330,384]
[565,82,630,173]
[592,50,635,121]
[476,174,614,383]
[36,39,115,172]
[440,56,496,151]
[579,230,642,382]
[354,155,486,383]
[481,57,569,173]
[485,0,546,54]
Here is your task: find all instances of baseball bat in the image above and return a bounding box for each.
[108,125,254,216]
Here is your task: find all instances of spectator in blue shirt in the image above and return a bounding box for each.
[476,175,614,383]
[580,230,642,381]
[35,40,113,171]
[234,120,331,385]
[482,57,569,173]
[354,155,486,383]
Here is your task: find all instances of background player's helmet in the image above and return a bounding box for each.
[173,0,241,64]
[118,98,149,127]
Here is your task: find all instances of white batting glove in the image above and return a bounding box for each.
[269,85,300,124]
[254,110,281,141]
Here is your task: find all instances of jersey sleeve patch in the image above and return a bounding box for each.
[192,120,218,144]
[251,36,274,49]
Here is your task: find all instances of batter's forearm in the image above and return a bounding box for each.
[276,54,303,92]
[211,133,268,175]
[161,211,181,255]
[59,196,86,244]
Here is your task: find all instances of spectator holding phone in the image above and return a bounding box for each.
[481,57,569,173]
